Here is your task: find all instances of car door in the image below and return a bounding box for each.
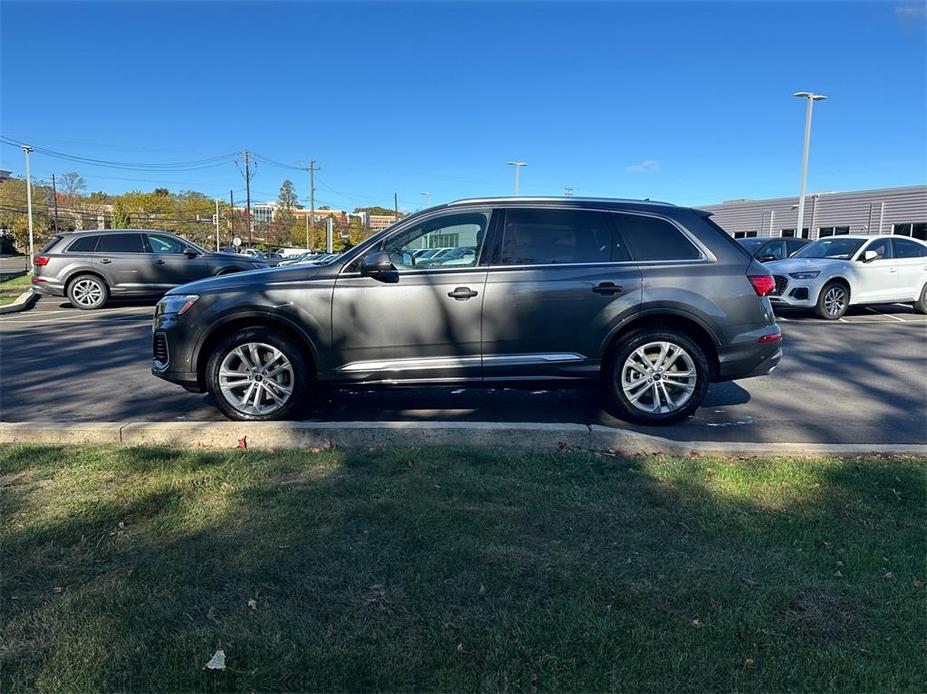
[852,237,896,303]
[890,237,927,301]
[480,206,643,380]
[146,233,211,287]
[329,209,493,383]
[94,233,153,292]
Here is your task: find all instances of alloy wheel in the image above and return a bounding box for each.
[72,279,104,307]
[823,286,847,317]
[620,341,697,414]
[218,342,296,416]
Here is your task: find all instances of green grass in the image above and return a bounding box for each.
[1,446,924,692]
[0,273,32,306]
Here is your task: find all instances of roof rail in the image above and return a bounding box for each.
[447,196,676,207]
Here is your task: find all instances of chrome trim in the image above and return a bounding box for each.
[336,352,586,373]
[448,196,677,207]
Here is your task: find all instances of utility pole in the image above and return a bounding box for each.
[793,92,827,240]
[563,186,574,198]
[239,151,254,245]
[308,160,318,248]
[214,199,220,251]
[394,192,399,219]
[22,145,34,271]
[51,173,60,231]
[229,189,235,246]
[507,161,527,195]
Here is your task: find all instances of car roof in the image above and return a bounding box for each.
[446,196,677,209]
[60,228,171,236]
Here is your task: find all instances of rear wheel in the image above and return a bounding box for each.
[914,283,927,315]
[605,329,710,425]
[206,328,309,421]
[815,281,849,320]
[67,274,109,310]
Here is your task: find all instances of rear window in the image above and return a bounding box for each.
[499,208,625,265]
[97,233,147,253]
[67,235,99,253]
[613,213,702,261]
[893,238,927,259]
[40,235,63,253]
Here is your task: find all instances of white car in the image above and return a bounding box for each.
[765,234,927,319]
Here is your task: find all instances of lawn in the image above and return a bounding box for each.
[1,446,924,692]
[0,273,32,307]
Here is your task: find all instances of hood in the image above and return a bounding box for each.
[165,263,327,296]
[764,256,848,274]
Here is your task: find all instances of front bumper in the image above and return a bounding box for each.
[767,274,820,308]
[150,313,204,391]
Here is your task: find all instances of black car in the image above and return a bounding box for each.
[32,229,267,309]
[737,236,809,263]
[152,197,782,425]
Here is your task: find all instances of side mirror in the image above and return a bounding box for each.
[861,250,878,263]
[360,251,397,281]
[183,248,199,259]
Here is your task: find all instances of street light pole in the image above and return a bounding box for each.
[420,191,432,208]
[507,161,527,195]
[793,91,827,240]
[22,145,34,272]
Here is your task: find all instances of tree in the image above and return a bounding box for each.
[277,179,298,211]
[111,201,131,228]
[154,188,170,197]
[59,172,86,201]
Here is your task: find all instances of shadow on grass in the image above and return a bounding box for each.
[1,447,924,692]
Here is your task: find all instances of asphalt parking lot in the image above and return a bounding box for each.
[1,296,925,444]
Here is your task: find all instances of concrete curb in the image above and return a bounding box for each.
[0,290,38,315]
[0,421,924,457]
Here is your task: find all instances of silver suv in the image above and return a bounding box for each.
[32,229,267,309]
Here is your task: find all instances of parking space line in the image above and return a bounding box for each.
[867,307,906,322]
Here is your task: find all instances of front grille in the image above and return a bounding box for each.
[772,275,788,296]
[153,331,169,368]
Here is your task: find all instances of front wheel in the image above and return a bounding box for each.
[914,283,927,315]
[815,281,849,319]
[605,329,710,425]
[206,328,310,421]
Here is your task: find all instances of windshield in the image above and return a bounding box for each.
[792,238,864,260]
[737,238,764,252]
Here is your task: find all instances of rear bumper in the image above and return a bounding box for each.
[716,324,783,381]
[30,277,65,297]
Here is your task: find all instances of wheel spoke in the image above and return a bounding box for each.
[218,342,295,416]
[621,340,697,415]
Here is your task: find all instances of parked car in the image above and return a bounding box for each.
[764,234,927,319]
[276,247,311,258]
[32,229,268,309]
[240,248,284,266]
[152,197,782,424]
[737,237,809,262]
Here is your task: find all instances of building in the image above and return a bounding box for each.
[701,185,926,241]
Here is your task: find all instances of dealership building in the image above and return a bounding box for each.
[700,185,926,241]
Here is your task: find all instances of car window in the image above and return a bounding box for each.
[785,239,807,255]
[499,209,623,266]
[96,233,146,253]
[613,213,701,261]
[863,237,892,260]
[758,240,786,260]
[41,235,63,253]
[381,211,489,271]
[67,235,99,253]
[793,238,864,259]
[892,237,927,259]
[147,234,188,254]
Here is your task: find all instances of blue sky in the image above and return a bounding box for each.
[1,1,925,211]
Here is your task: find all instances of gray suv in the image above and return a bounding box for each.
[33,229,267,309]
[152,198,782,425]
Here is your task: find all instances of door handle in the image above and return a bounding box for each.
[100,258,112,264]
[593,282,624,295]
[155,259,166,265]
[447,286,478,300]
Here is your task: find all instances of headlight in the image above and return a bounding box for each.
[157,294,199,316]
[788,271,821,280]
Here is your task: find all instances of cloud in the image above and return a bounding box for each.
[895,2,927,30]
[626,160,661,173]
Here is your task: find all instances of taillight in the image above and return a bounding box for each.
[758,328,782,343]
[748,275,775,296]
[34,256,50,266]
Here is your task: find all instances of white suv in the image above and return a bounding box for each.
[765,234,927,319]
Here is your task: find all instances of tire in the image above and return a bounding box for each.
[815,281,849,320]
[914,283,927,315]
[206,327,310,421]
[66,274,109,310]
[604,329,710,425]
